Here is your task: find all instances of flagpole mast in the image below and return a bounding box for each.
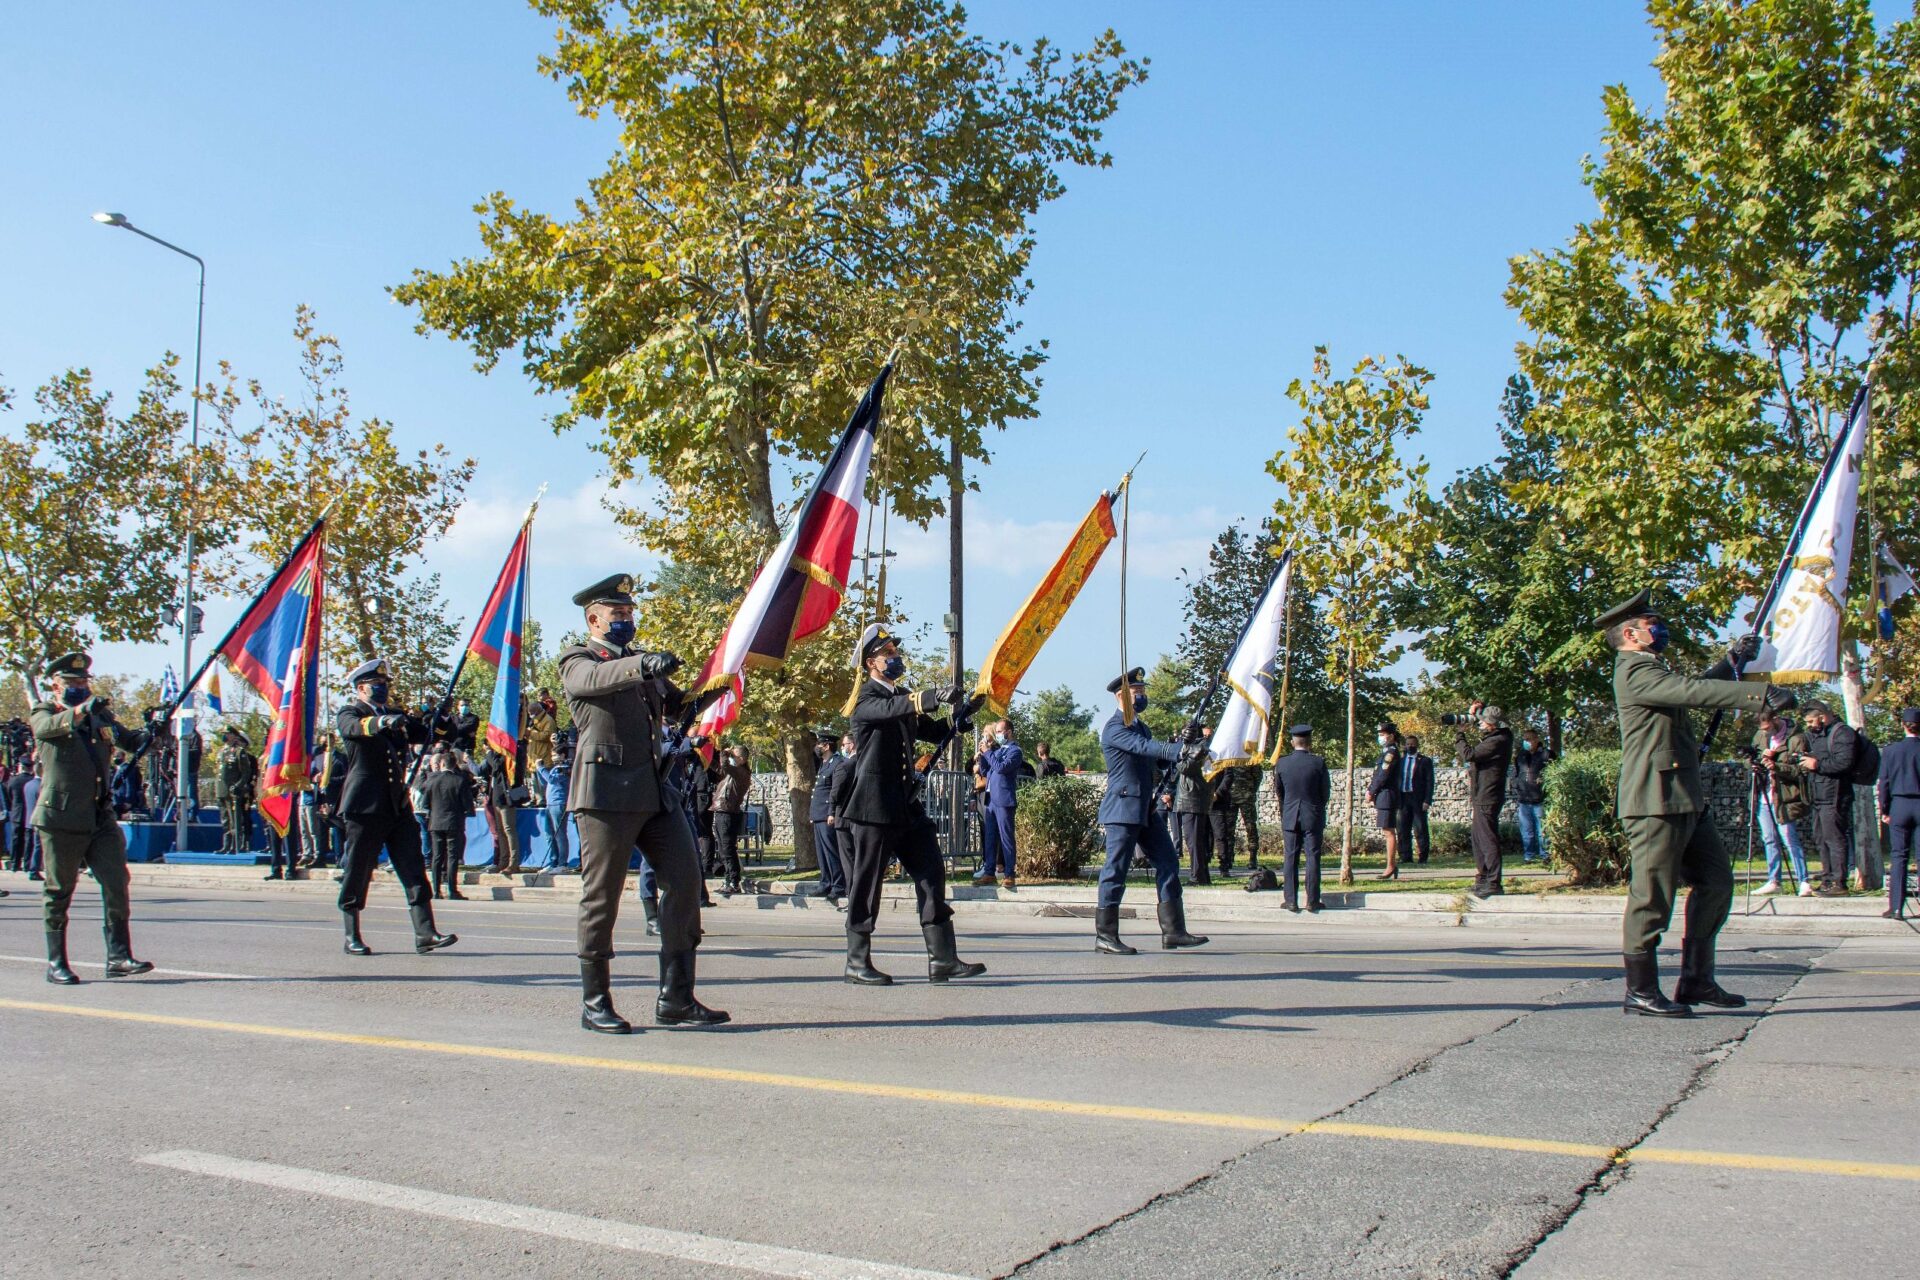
[1116,452,1146,728]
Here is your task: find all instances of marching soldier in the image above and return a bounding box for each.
[838,624,986,984]
[1092,668,1209,954]
[334,659,457,957]
[1597,590,1793,1017]
[1272,724,1330,913]
[32,652,155,983]
[560,573,727,1033]
[214,726,259,855]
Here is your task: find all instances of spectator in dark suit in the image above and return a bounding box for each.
[1394,734,1435,865]
[1271,725,1330,912]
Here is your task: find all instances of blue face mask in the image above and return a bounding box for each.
[1133,693,1149,713]
[605,620,637,647]
[1645,621,1670,653]
[881,655,907,682]
[366,682,390,705]
[62,686,90,707]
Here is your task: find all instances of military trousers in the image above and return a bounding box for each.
[1097,820,1182,909]
[1887,797,1920,916]
[812,820,847,896]
[840,815,953,938]
[1281,826,1323,910]
[1209,808,1237,875]
[39,814,131,934]
[1237,796,1261,866]
[1621,809,1733,954]
[574,807,702,960]
[337,813,434,916]
[220,794,253,853]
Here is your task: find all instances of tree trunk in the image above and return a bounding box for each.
[1340,642,1355,886]
[786,735,816,871]
[1840,641,1883,890]
[1546,705,1563,757]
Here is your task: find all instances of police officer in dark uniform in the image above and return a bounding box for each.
[1597,590,1792,1017]
[335,658,457,958]
[32,652,154,983]
[839,623,986,985]
[559,573,726,1033]
[1272,724,1330,913]
[1876,706,1920,919]
[1093,667,1209,954]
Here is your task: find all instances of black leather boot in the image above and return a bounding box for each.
[1094,906,1137,955]
[580,958,632,1034]
[1158,898,1209,949]
[343,911,372,956]
[103,920,154,977]
[924,920,986,982]
[1623,950,1692,1017]
[1674,937,1746,1008]
[844,930,892,985]
[641,896,661,937]
[410,904,458,954]
[654,951,731,1026]
[45,929,79,985]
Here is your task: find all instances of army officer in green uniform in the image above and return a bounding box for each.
[1598,590,1794,1017]
[31,651,155,984]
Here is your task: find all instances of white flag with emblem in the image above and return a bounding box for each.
[1205,553,1292,779]
[1744,387,1869,684]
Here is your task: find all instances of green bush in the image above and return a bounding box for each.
[1013,775,1105,879]
[1429,821,1472,856]
[1542,747,1629,886]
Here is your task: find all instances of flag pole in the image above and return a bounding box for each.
[1116,451,1146,726]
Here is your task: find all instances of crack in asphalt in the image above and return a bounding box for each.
[1494,943,1836,1278]
[999,969,1601,1279]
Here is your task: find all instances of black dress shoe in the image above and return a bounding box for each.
[415,931,459,954]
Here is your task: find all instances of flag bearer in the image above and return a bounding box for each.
[335,659,458,958]
[1597,590,1794,1017]
[837,623,986,985]
[559,573,727,1033]
[1092,668,1209,955]
[32,651,154,984]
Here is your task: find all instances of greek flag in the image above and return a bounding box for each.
[160,665,180,705]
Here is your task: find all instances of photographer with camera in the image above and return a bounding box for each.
[1446,701,1487,765]
[1745,708,1812,896]
[1464,707,1513,897]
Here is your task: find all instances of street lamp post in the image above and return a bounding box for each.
[93,211,204,855]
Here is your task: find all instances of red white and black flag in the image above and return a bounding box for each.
[691,365,888,740]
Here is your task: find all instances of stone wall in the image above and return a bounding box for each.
[744,761,1756,852]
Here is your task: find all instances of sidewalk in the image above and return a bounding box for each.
[70,864,1919,938]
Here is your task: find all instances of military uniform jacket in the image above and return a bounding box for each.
[1876,735,1920,812]
[1097,711,1182,827]
[845,679,946,826]
[809,754,841,821]
[557,638,684,815]
[828,753,856,821]
[1613,649,1764,818]
[29,700,148,833]
[335,701,428,819]
[215,746,259,801]
[1271,749,1331,832]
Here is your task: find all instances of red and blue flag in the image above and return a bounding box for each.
[466,521,531,780]
[203,518,326,837]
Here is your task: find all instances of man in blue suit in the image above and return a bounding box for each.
[981,720,1024,891]
[1095,667,1209,954]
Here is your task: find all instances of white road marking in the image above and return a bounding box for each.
[0,954,260,980]
[139,1150,975,1280]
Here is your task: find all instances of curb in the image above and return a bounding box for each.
[92,866,1917,938]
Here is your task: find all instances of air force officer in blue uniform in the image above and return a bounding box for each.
[1877,706,1920,920]
[1095,668,1209,955]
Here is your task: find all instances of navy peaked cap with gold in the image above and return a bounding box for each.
[1105,667,1148,694]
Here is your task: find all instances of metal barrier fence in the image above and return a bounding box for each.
[921,768,979,868]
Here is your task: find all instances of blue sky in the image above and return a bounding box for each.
[2,1,1677,713]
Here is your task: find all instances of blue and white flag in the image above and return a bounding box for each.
[160,665,180,705]
[1878,544,1914,641]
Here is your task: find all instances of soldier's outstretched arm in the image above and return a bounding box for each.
[1618,656,1766,713]
[337,706,393,740]
[1098,715,1181,765]
[558,650,653,698]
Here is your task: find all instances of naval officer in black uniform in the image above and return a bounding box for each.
[1877,706,1920,920]
[334,658,457,957]
[1271,724,1330,913]
[838,623,986,985]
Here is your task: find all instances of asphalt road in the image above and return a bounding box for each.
[2,871,1915,1279]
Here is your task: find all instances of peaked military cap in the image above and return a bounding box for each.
[1593,588,1657,632]
[572,573,636,608]
[854,622,898,670]
[346,657,388,685]
[1288,723,1314,738]
[46,652,91,680]
[224,727,249,746]
[1902,706,1920,726]
[1105,666,1148,694]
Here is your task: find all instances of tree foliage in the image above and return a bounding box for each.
[1007,684,1100,771]
[1267,347,1436,881]
[394,0,1146,752]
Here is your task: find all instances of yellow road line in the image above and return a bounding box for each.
[6,997,1918,1183]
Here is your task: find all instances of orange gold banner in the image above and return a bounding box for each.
[974,493,1118,718]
